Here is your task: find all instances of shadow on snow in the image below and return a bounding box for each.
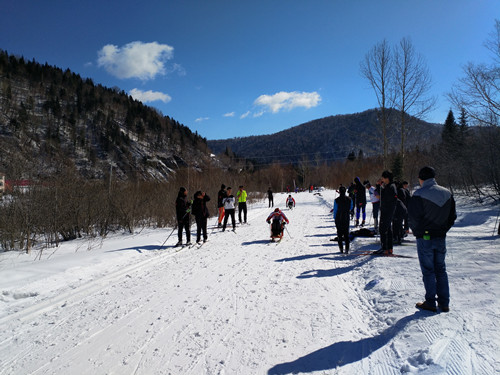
[267,312,428,374]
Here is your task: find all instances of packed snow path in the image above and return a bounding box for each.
[0,191,499,374]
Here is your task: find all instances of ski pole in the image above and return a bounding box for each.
[284,224,293,239]
[161,211,189,248]
[161,225,177,248]
[494,208,500,236]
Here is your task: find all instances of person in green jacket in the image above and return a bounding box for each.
[237,185,248,224]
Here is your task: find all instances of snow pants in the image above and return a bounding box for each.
[223,209,236,230]
[379,215,393,251]
[335,220,350,253]
[238,202,247,223]
[218,207,225,224]
[177,218,190,243]
[195,216,208,243]
[356,203,366,221]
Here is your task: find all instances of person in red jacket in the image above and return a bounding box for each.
[286,195,295,210]
[266,208,289,241]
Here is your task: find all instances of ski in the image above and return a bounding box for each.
[353,251,415,258]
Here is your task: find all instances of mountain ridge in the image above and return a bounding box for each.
[208,109,442,165]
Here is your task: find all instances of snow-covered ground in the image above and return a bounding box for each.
[0,190,499,374]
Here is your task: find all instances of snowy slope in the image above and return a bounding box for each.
[0,190,499,374]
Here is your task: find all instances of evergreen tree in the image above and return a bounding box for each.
[442,109,458,146]
[391,153,403,182]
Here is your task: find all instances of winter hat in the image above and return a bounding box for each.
[381,170,393,181]
[339,186,346,195]
[221,184,226,189]
[179,187,186,194]
[418,166,436,181]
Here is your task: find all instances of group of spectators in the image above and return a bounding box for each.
[334,166,456,313]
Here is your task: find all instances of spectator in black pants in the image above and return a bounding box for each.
[175,187,191,247]
[267,187,274,207]
[333,186,352,254]
[374,171,397,255]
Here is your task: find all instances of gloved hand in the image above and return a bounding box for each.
[266,220,270,224]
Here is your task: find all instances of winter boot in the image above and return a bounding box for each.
[355,219,359,227]
[361,220,365,227]
[438,304,450,313]
[174,241,182,247]
[416,301,437,312]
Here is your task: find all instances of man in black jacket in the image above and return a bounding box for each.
[409,166,456,313]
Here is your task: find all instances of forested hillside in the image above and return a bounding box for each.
[0,50,211,181]
[208,109,442,165]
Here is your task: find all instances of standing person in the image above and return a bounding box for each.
[347,182,356,219]
[286,195,296,210]
[333,186,352,254]
[217,184,227,228]
[353,177,367,227]
[402,181,411,235]
[237,185,248,224]
[392,182,408,245]
[175,187,191,247]
[365,181,380,233]
[409,167,456,313]
[373,171,398,255]
[192,191,210,243]
[222,187,236,232]
[266,208,289,241]
[267,187,274,208]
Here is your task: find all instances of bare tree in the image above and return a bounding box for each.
[449,20,500,127]
[360,39,394,168]
[393,37,436,170]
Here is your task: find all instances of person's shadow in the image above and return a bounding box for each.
[268,312,426,374]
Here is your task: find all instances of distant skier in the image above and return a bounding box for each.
[266,208,289,241]
[175,187,191,247]
[333,185,352,254]
[222,187,236,232]
[237,185,248,224]
[286,195,295,210]
[267,187,274,208]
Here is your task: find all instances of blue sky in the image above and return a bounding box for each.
[1,1,499,140]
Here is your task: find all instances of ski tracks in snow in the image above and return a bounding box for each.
[1,191,499,374]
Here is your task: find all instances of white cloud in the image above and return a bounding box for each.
[253,111,264,118]
[195,117,210,122]
[97,41,175,80]
[129,88,171,103]
[240,111,251,119]
[254,91,321,113]
[223,112,235,117]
